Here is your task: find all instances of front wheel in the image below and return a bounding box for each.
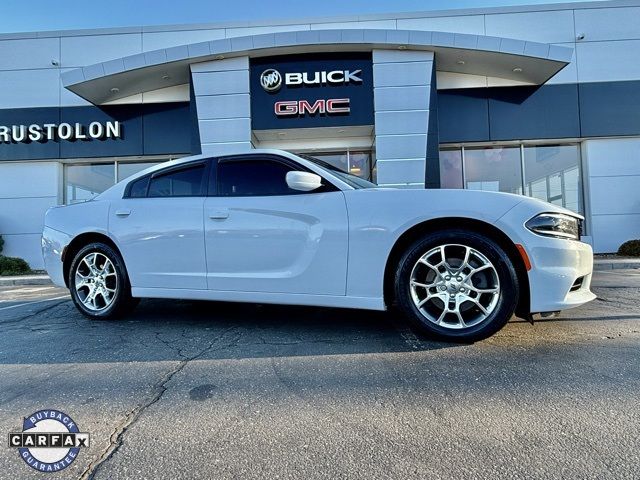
[68,242,135,319]
[394,230,519,342]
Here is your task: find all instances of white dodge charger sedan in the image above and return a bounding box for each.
[42,149,595,342]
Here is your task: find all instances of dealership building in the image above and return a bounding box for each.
[1,0,639,268]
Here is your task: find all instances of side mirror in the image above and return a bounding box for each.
[286,171,323,192]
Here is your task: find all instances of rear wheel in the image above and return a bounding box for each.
[395,229,519,342]
[68,242,135,319]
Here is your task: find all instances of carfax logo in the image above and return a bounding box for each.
[8,409,90,472]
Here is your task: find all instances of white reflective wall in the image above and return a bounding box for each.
[583,138,640,253]
[0,2,638,106]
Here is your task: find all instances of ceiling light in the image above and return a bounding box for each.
[457,60,465,65]
[398,45,407,50]
[512,67,523,73]
[162,74,170,80]
[110,87,120,94]
[215,55,225,60]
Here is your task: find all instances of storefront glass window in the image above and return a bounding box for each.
[438,143,583,214]
[465,146,522,194]
[65,163,115,204]
[117,161,162,182]
[523,144,582,212]
[439,148,463,189]
[304,151,372,181]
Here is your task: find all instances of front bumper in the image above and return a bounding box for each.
[41,226,71,287]
[526,236,595,313]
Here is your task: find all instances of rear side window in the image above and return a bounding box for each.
[217,159,297,196]
[128,176,149,198]
[148,164,205,197]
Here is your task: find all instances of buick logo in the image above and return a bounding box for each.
[260,69,282,92]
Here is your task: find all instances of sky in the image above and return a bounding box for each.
[0,0,596,34]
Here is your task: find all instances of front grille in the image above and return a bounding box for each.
[570,276,585,292]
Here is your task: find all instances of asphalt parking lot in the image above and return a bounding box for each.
[0,270,639,479]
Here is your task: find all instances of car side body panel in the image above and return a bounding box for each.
[204,191,349,295]
[343,188,524,300]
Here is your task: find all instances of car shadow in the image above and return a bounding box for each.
[0,298,465,365]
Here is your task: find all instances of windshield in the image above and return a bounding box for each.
[297,153,377,189]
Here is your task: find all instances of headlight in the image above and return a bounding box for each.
[525,213,581,240]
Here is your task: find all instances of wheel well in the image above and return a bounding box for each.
[383,218,531,319]
[62,232,121,288]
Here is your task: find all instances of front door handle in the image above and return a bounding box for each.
[115,209,131,217]
[209,209,229,220]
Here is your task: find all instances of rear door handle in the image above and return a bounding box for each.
[115,209,131,217]
[209,209,229,220]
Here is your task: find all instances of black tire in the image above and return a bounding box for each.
[394,229,519,342]
[68,242,136,319]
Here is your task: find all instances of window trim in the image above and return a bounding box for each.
[124,160,210,199]
[212,153,339,198]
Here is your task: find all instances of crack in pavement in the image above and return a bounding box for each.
[79,326,242,480]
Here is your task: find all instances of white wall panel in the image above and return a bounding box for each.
[586,138,640,177]
[61,34,142,67]
[591,215,640,253]
[0,69,59,107]
[191,70,250,95]
[225,24,310,38]
[0,196,57,234]
[310,20,396,30]
[0,162,59,198]
[396,15,485,35]
[143,29,225,51]
[576,40,640,82]
[376,159,426,184]
[574,7,640,42]
[590,176,640,215]
[195,94,250,119]
[545,43,578,84]
[1,234,45,269]
[0,38,59,71]
[485,10,575,43]
[584,138,640,253]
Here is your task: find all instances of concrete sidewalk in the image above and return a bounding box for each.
[1,256,639,286]
[594,257,640,271]
[0,274,53,286]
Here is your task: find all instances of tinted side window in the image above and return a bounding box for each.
[148,164,205,197]
[218,159,298,196]
[128,176,149,198]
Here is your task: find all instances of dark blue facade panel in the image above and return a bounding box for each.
[579,81,640,137]
[488,84,580,140]
[438,81,640,143]
[437,89,490,143]
[0,102,192,161]
[60,105,144,158]
[0,107,61,160]
[143,102,192,155]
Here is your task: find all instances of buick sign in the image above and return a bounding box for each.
[260,69,282,92]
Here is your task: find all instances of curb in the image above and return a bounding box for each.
[593,260,640,271]
[0,275,53,286]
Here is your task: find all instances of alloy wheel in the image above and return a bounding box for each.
[74,252,118,312]
[409,244,500,329]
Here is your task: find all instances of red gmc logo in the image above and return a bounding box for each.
[274,98,351,116]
